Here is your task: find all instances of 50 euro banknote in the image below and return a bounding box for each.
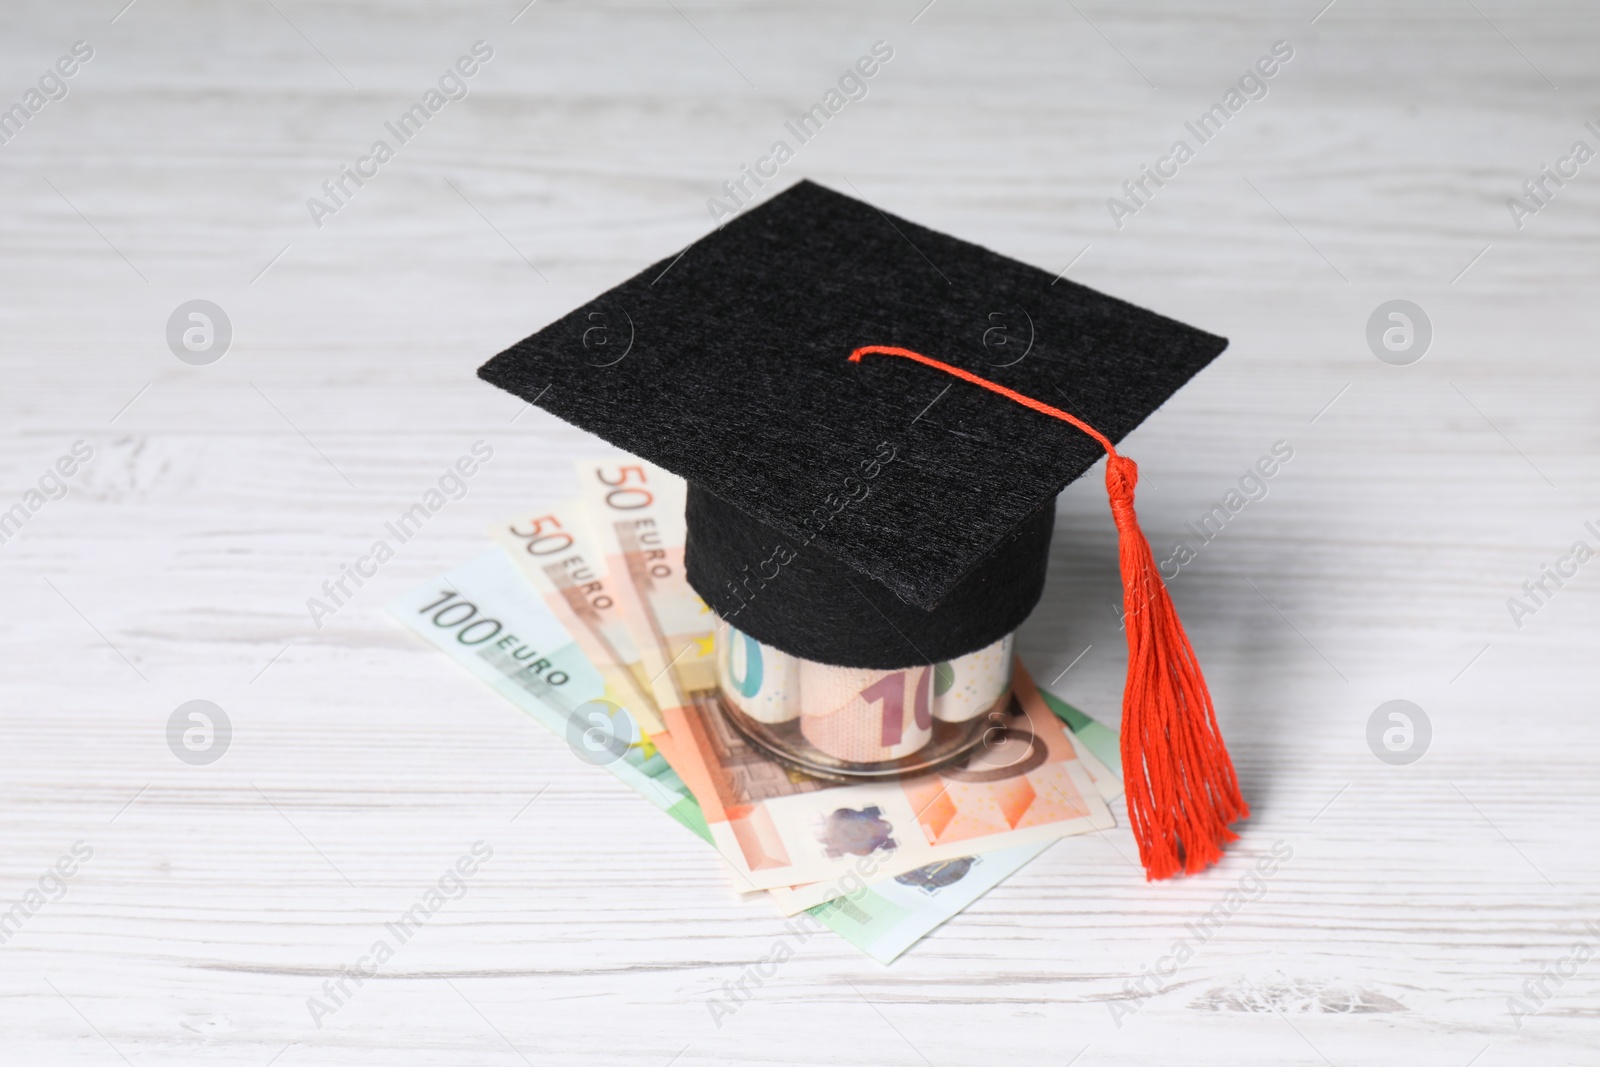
[764,683,1120,917]
[658,659,1115,890]
[575,457,715,711]
[487,498,662,734]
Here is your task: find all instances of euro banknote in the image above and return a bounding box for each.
[1040,689,1122,796]
[808,842,1055,963]
[766,702,1117,918]
[574,457,714,711]
[487,498,663,734]
[664,659,1113,889]
[390,549,702,836]
[641,725,1053,920]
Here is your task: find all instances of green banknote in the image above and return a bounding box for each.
[806,842,1053,962]
[1039,689,1123,791]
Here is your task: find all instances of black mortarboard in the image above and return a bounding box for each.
[479,179,1225,668]
[479,179,1247,880]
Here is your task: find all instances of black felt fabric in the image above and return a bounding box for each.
[479,179,1228,620]
[685,483,1054,668]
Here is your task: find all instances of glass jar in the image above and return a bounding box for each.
[712,619,1014,780]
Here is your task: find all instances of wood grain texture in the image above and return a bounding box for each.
[2,1,1599,1063]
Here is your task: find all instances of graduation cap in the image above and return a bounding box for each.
[479,179,1246,879]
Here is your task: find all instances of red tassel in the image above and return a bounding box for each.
[849,345,1248,880]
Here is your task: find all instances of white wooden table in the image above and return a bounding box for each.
[3,1,1597,1063]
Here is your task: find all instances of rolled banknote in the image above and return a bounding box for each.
[799,660,935,763]
[932,635,1013,722]
[714,619,800,724]
[711,624,1013,764]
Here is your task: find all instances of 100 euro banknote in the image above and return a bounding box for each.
[389,550,702,837]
